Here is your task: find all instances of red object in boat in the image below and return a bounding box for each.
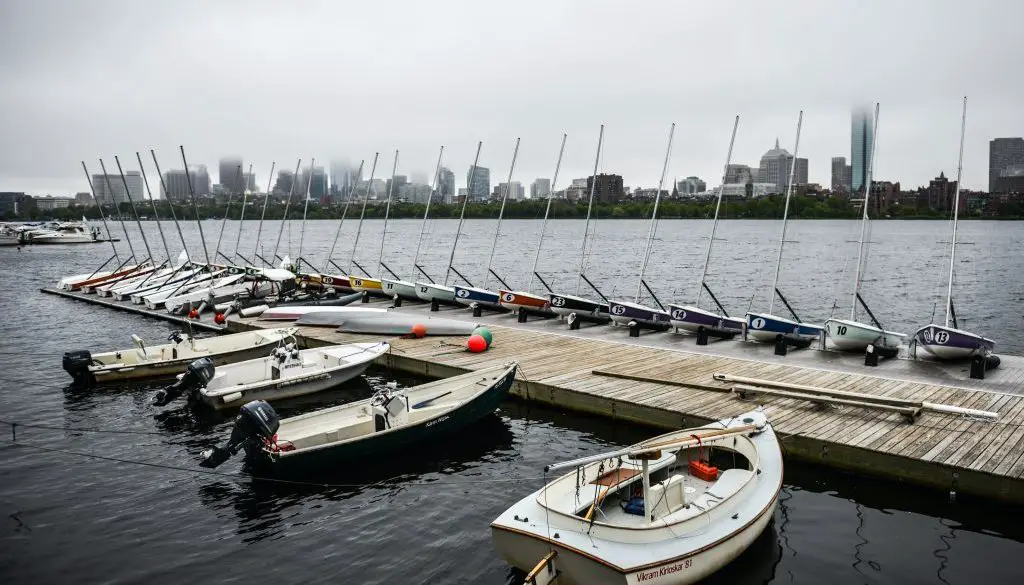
[188,308,200,319]
[687,434,719,481]
[214,312,226,325]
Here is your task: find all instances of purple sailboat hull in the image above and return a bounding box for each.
[913,324,995,360]
[608,300,671,327]
[668,304,745,335]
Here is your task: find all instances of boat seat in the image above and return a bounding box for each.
[649,474,687,519]
[658,468,754,524]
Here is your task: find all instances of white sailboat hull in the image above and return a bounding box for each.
[824,319,905,351]
[380,278,420,300]
[415,282,456,303]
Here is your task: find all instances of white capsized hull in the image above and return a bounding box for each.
[380,278,420,300]
[415,282,456,303]
[824,318,905,351]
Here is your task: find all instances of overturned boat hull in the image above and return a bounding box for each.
[824,318,905,351]
[912,324,994,360]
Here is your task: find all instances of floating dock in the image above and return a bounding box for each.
[40,287,1024,504]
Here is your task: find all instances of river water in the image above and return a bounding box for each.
[1,218,1022,584]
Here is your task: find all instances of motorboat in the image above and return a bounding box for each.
[153,341,390,410]
[61,327,297,385]
[491,410,781,585]
[197,363,517,471]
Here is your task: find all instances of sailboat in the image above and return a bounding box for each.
[607,123,675,329]
[548,125,612,325]
[453,138,521,311]
[745,111,823,345]
[824,103,906,351]
[416,142,483,306]
[499,133,567,315]
[351,152,398,296]
[668,116,747,337]
[912,97,995,360]
[381,147,445,301]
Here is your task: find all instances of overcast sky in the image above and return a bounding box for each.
[1,0,1022,196]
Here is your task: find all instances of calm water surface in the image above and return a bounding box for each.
[1,219,1022,584]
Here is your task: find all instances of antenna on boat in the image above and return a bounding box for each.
[349,153,379,275]
[576,125,604,296]
[179,146,212,266]
[634,123,674,304]
[252,161,275,267]
[444,142,482,286]
[528,133,567,294]
[231,163,254,264]
[148,150,192,263]
[945,96,967,329]
[411,147,445,282]
[81,161,119,262]
[695,115,739,307]
[213,164,242,265]
[377,150,399,277]
[324,160,362,273]
[482,138,520,289]
[767,111,803,315]
[271,159,302,266]
[296,157,316,272]
[97,159,138,261]
[851,103,880,322]
[109,157,154,264]
[133,154,172,264]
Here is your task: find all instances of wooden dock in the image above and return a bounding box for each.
[40,287,1024,504]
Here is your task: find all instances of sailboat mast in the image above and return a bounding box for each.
[179,146,212,265]
[377,150,399,276]
[445,141,482,286]
[324,160,362,273]
[349,153,379,273]
[98,160,137,260]
[133,155,172,262]
[110,157,154,262]
[945,96,967,329]
[81,161,119,262]
[296,157,316,271]
[482,138,520,289]
[252,162,276,265]
[148,151,191,262]
[233,163,254,258]
[851,103,880,321]
[527,133,567,293]
[695,116,739,306]
[635,123,675,302]
[576,125,605,296]
[271,159,302,265]
[767,111,803,314]
[411,147,444,279]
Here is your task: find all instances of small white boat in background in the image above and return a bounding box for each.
[491,410,781,585]
[153,341,390,410]
[23,219,99,244]
[62,327,297,386]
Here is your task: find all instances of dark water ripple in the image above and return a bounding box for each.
[1,219,1022,584]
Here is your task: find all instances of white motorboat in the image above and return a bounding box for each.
[491,410,781,585]
[153,341,390,410]
[24,220,98,244]
[62,327,297,385]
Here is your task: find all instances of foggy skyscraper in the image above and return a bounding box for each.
[851,106,874,192]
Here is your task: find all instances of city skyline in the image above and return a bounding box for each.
[2,1,1023,196]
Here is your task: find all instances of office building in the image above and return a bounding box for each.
[831,156,853,192]
[438,167,456,202]
[530,178,551,199]
[990,137,1024,193]
[676,176,706,196]
[926,172,958,213]
[757,140,807,194]
[92,171,144,204]
[0,192,33,216]
[219,157,245,193]
[587,174,625,203]
[851,106,874,192]
[724,164,754,184]
[467,166,490,200]
[497,181,525,200]
[385,175,408,198]
[161,165,210,200]
[274,170,295,195]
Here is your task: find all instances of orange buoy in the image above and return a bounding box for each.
[214,312,226,325]
[411,323,427,338]
[188,308,200,320]
[467,334,487,353]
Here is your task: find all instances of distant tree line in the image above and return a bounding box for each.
[6,195,1023,222]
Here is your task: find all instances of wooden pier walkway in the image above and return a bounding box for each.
[40,287,1024,504]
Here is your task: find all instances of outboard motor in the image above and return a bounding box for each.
[63,350,95,386]
[371,388,408,432]
[152,357,215,406]
[200,400,280,468]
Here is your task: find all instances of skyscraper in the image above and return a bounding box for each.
[530,178,551,199]
[438,167,456,202]
[467,166,490,200]
[851,106,874,192]
[989,137,1024,193]
[757,140,807,194]
[92,171,144,204]
[831,157,852,192]
[219,157,244,193]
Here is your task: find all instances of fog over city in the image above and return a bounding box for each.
[1,0,1022,195]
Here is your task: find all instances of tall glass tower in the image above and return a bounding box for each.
[851,106,874,192]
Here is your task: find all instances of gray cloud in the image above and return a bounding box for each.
[1,0,1022,195]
